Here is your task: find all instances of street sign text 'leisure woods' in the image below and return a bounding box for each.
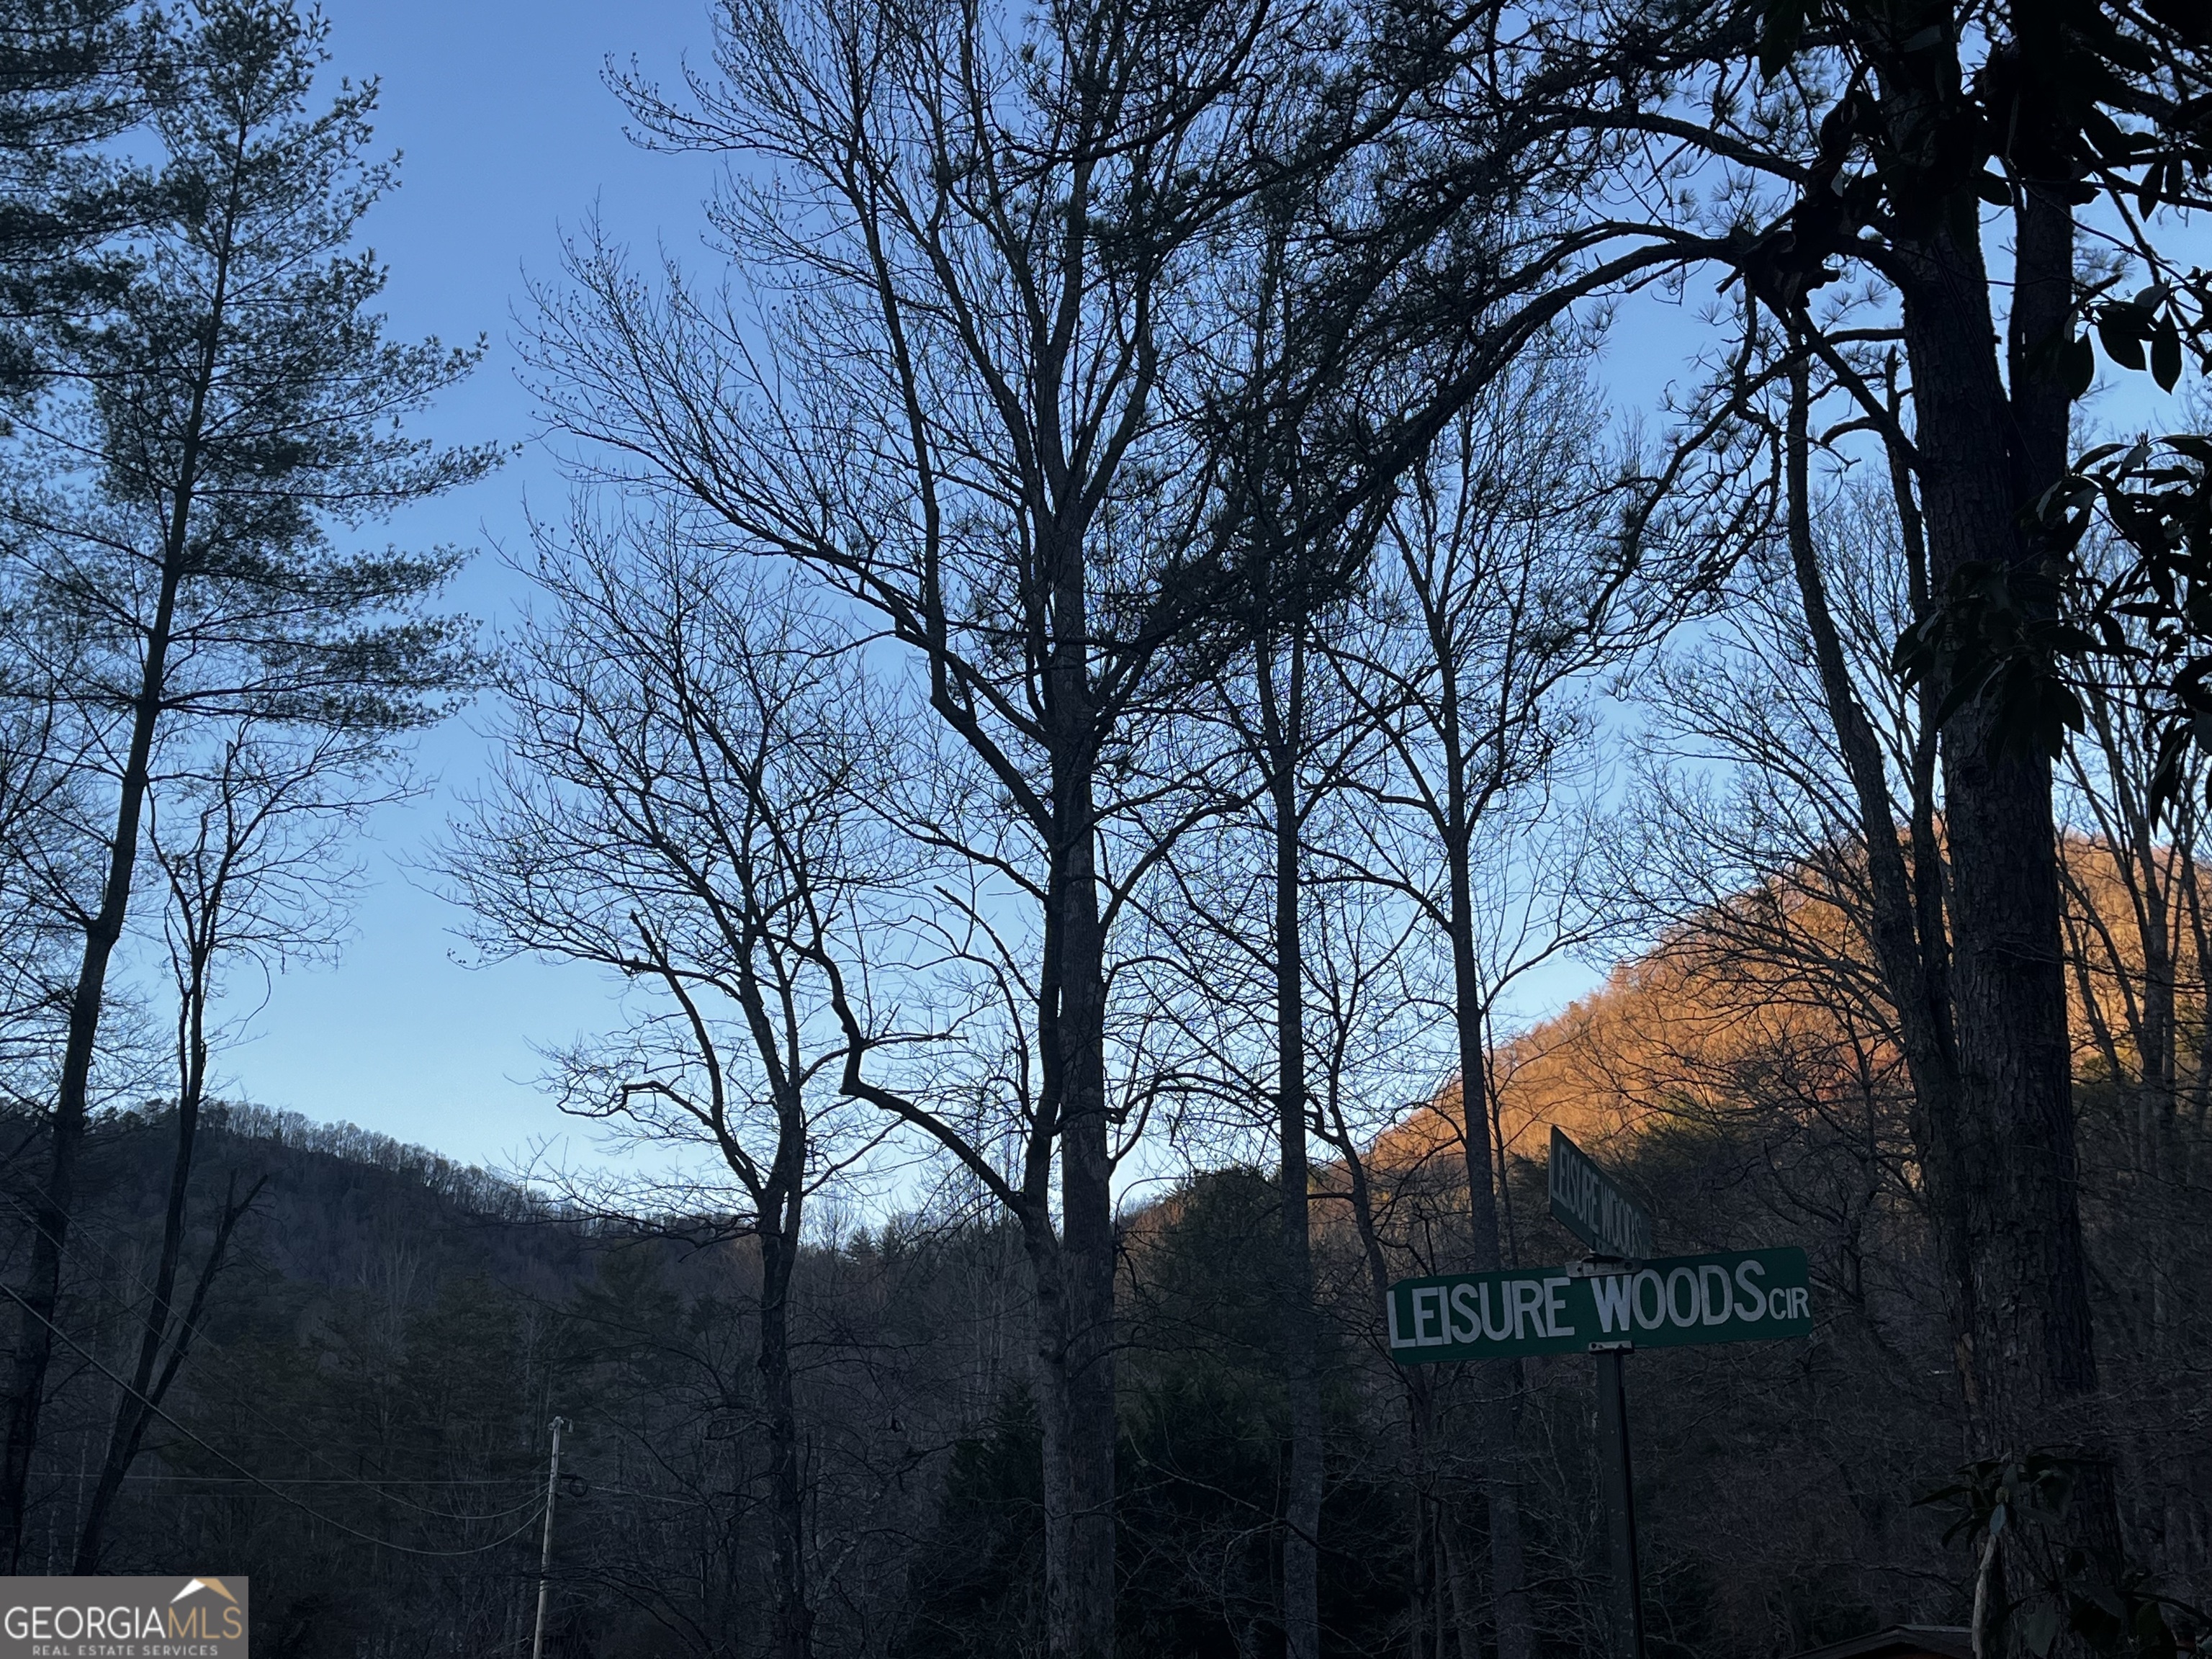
[1385,1247,1814,1362]
[1547,1124,1655,1259]
[1386,1129,1812,1363]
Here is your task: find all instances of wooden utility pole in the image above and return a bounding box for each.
[531,1416,567,1659]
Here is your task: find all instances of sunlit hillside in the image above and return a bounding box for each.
[1373,831,2208,1192]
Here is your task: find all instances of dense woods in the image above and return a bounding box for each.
[2,0,2211,1656]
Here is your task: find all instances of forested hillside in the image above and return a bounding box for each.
[5,866,2204,1659]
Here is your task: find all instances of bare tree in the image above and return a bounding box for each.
[2046,557,2212,1591]
[1321,347,1652,1659]
[516,1,1408,1649]
[1298,827,1468,1659]
[1366,0,2212,1596]
[0,662,91,1114]
[68,722,398,1569]
[1140,598,1382,1659]
[445,509,907,1659]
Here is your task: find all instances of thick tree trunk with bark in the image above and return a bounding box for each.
[1444,769,1536,1659]
[1873,45,2125,1594]
[1038,554,1118,1659]
[759,1218,813,1659]
[1052,888,1117,1659]
[1025,1076,1117,1659]
[1894,209,2103,1451]
[1259,634,1324,1659]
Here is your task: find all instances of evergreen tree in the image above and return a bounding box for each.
[0,0,498,1565]
[0,0,149,394]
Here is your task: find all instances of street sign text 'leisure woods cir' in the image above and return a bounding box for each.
[1385,1246,1814,1362]
[1384,1125,1817,1659]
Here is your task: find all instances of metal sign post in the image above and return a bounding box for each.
[1591,1341,1645,1659]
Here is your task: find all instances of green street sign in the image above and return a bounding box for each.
[1549,1125,1653,1260]
[1385,1247,1814,1364]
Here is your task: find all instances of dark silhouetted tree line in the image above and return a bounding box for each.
[2,0,2210,1655]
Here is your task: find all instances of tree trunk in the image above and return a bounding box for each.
[1444,775,1536,1659]
[760,1214,813,1659]
[1026,1114,1116,1659]
[1902,231,2090,1426]
[1053,866,1117,1659]
[1332,1102,1434,1658]
[1886,91,2123,1591]
[1403,1370,1442,1659]
[1437,1495,1483,1659]
[1781,350,1980,1375]
[71,1164,253,1575]
[75,890,219,1573]
[1261,632,1324,1659]
[0,229,225,1568]
[1041,570,1117,1659]
[0,544,185,1570]
[73,1084,202,1573]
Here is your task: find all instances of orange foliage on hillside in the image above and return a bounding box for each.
[1367,833,2204,1182]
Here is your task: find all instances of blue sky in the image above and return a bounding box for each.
[222,0,2195,1177]
[198,0,1725,1173]
[214,0,727,1168]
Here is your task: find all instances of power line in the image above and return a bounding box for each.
[82,1473,538,1486]
[45,1468,546,1522]
[0,1181,546,1521]
[0,1183,362,1478]
[77,1472,709,1506]
[1,1280,547,1559]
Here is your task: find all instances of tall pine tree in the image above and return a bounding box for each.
[0,0,498,1565]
